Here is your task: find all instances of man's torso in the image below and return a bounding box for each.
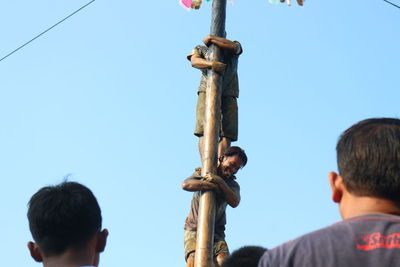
[259,214,400,267]
[184,169,240,238]
[189,43,241,98]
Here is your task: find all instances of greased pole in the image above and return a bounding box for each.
[194,1,227,267]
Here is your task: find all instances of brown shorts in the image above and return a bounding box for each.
[184,230,229,261]
[194,92,238,141]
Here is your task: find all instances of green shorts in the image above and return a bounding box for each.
[184,230,229,261]
[194,92,238,141]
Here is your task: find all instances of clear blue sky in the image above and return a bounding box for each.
[1,0,399,266]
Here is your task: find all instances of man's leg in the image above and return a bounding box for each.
[198,136,204,162]
[195,92,206,161]
[215,252,229,267]
[186,252,195,267]
[213,238,230,267]
[220,96,237,158]
[184,231,197,267]
[218,137,231,159]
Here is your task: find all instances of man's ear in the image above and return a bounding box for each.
[96,229,109,253]
[27,241,43,262]
[328,172,344,203]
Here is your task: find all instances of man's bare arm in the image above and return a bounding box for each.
[190,53,226,73]
[204,174,240,208]
[203,35,240,53]
[182,177,220,192]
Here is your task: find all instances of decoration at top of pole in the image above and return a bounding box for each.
[179,0,233,11]
[179,0,304,11]
[269,0,304,6]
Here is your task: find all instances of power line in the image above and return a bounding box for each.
[384,0,400,9]
[0,0,96,63]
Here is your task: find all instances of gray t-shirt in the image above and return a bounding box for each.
[184,169,240,238]
[187,42,242,98]
[258,214,400,267]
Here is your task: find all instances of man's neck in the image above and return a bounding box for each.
[340,193,400,219]
[43,249,96,267]
[216,166,233,180]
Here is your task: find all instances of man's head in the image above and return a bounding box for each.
[221,246,267,267]
[27,181,108,265]
[219,146,247,178]
[336,118,400,202]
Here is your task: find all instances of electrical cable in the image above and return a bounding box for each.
[383,0,400,9]
[0,0,95,63]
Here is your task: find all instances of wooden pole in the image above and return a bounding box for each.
[194,1,227,267]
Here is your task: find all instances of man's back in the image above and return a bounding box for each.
[259,214,400,267]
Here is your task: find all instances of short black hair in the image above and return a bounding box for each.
[27,181,102,255]
[222,246,267,267]
[337,118,400,202]
[220,146,248,168]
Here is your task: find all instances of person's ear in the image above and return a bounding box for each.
[96,229,109,253]
[328,171,344,203]
[27,241,43,262]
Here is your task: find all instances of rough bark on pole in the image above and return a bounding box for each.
[194,1,227,267]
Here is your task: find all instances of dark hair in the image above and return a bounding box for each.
[27,181,102,255]
[222,246,267,267]
[337,118,400,202]
[220,146,248,168]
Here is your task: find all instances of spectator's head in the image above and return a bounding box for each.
[222,246,267,267]
[219,146,248,178]
[27,181,108,266]
[330,118,400,216]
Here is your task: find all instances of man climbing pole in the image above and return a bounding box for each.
[188,34,242,159]
[183,1,243,266]
[183,146,248,267]
[181,1,304,267]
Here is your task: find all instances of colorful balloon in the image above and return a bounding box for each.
[179,0,192,10]
[191,0,202,9]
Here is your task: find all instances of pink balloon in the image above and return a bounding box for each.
[180,0,192,9]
